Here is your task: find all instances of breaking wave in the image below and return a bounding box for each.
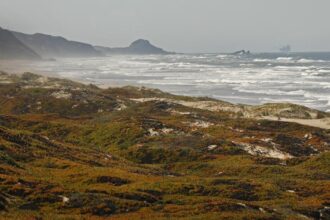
[24,53,330,112]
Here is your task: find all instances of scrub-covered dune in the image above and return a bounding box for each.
[0,72,329,219]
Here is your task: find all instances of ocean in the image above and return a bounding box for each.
[19,52,330,112]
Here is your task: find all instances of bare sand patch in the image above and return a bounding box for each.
[260,116,330,130]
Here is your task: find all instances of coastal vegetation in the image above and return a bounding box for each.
[0,72,329,219]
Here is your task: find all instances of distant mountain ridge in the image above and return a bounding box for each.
[95,39,172,55]
[12,31,103,58]
[0,27,41,60]
[0,27,173,59]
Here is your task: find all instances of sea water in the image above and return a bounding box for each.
[24,52,330,112]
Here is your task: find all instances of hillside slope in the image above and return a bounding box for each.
[0,72,329,219]
[0,27,41,60]
[12,32,103,58]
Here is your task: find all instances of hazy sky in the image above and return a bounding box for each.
[0,0,329,53]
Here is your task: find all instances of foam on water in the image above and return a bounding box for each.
[24,53,330,112]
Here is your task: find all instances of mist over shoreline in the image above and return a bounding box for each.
[2,52,330,113]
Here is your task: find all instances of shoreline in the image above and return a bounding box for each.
[1,58,330,112]
[0,69,330,129]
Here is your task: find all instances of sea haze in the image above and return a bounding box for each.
[21,52,330,112]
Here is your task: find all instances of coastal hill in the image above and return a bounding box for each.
[12,31,103,59]
[0,27,41,60]
[95,39,172,55]
[0,71,329,219]
[1,27,173,59]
